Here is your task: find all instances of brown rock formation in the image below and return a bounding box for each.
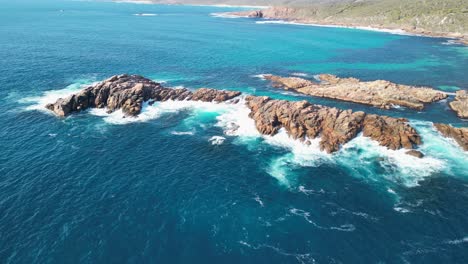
[449,90,468,119]
[263,74,447,110]
[434,123,468,151]
[245,96,421,153]
[230,7,296,19]
[46,74,424,155]
[45,74,241,117]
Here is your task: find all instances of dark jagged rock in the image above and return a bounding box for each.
[245,96,421,153]
[434,123,468,151]
[263,74,447,110]
[45,74,240,117]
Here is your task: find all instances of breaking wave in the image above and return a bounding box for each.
[19,79,95,112]
[22,83,467,189]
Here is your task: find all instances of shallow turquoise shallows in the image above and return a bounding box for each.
[1,0,467,263]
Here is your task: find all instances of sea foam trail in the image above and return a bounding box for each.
[133,13,157,16]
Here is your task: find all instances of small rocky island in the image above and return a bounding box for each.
[449,90,468,119]
[46,74,241,117]
[46,74,467,155]
[262,74,448,110]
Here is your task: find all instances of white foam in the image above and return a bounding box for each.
[171,131,194,136]
[291,72,308,77]
[133,13,157,16]
[444,236,468,245]
[215,97,260,138]
[255,20,417,36]
[289,208,355,232]
[265,129,332,167]
[393,207,411,213]
[20,80,95,112]
[251,74,267,80]
[90,99,233,125]
[253,195,264,207]
[210,12,246,18]
[338,135,445,187]
[209,136,226,145]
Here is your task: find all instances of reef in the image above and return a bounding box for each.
[263,74,447,110]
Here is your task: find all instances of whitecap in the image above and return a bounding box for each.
[253,195,264,207]
[291,72,309,77]
[444,236,468,245]
[133,13,157,16]
[298,186,325,195]
[209,136,226,145]
[171,131,194,136]
[91,99,236,125]
[394,207,411,213]
[210,12,246,18]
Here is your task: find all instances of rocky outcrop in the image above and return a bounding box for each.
[46,74,424,155]
[46,74,241,117]
[231,7,297,19]
[245,96,421,153]
[434,123,468,151]
[449,90,468,119]
[263,74,447,110]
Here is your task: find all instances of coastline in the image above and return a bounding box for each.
[110,1,466,45]
[222,9,468,46]
[257,20,467,44]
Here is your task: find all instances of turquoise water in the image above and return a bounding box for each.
[1,0,468,263]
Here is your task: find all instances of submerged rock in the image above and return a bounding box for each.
[45,74,240,117]
[245,96,421,153]
[263,74,447,110]
[405,150,425,158]
[434,123,468,151]
[449,90,468,119]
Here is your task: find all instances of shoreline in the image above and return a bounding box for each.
[111,1,466,44]
[222,9,468,46]
[256,19,467,44]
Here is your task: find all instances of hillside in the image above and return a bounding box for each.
[126,0,468,42]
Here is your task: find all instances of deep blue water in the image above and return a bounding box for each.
[1,0,467,263]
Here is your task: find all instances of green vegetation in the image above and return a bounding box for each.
[135,0,467,37]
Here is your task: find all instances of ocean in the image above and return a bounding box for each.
[1,0,467,263]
